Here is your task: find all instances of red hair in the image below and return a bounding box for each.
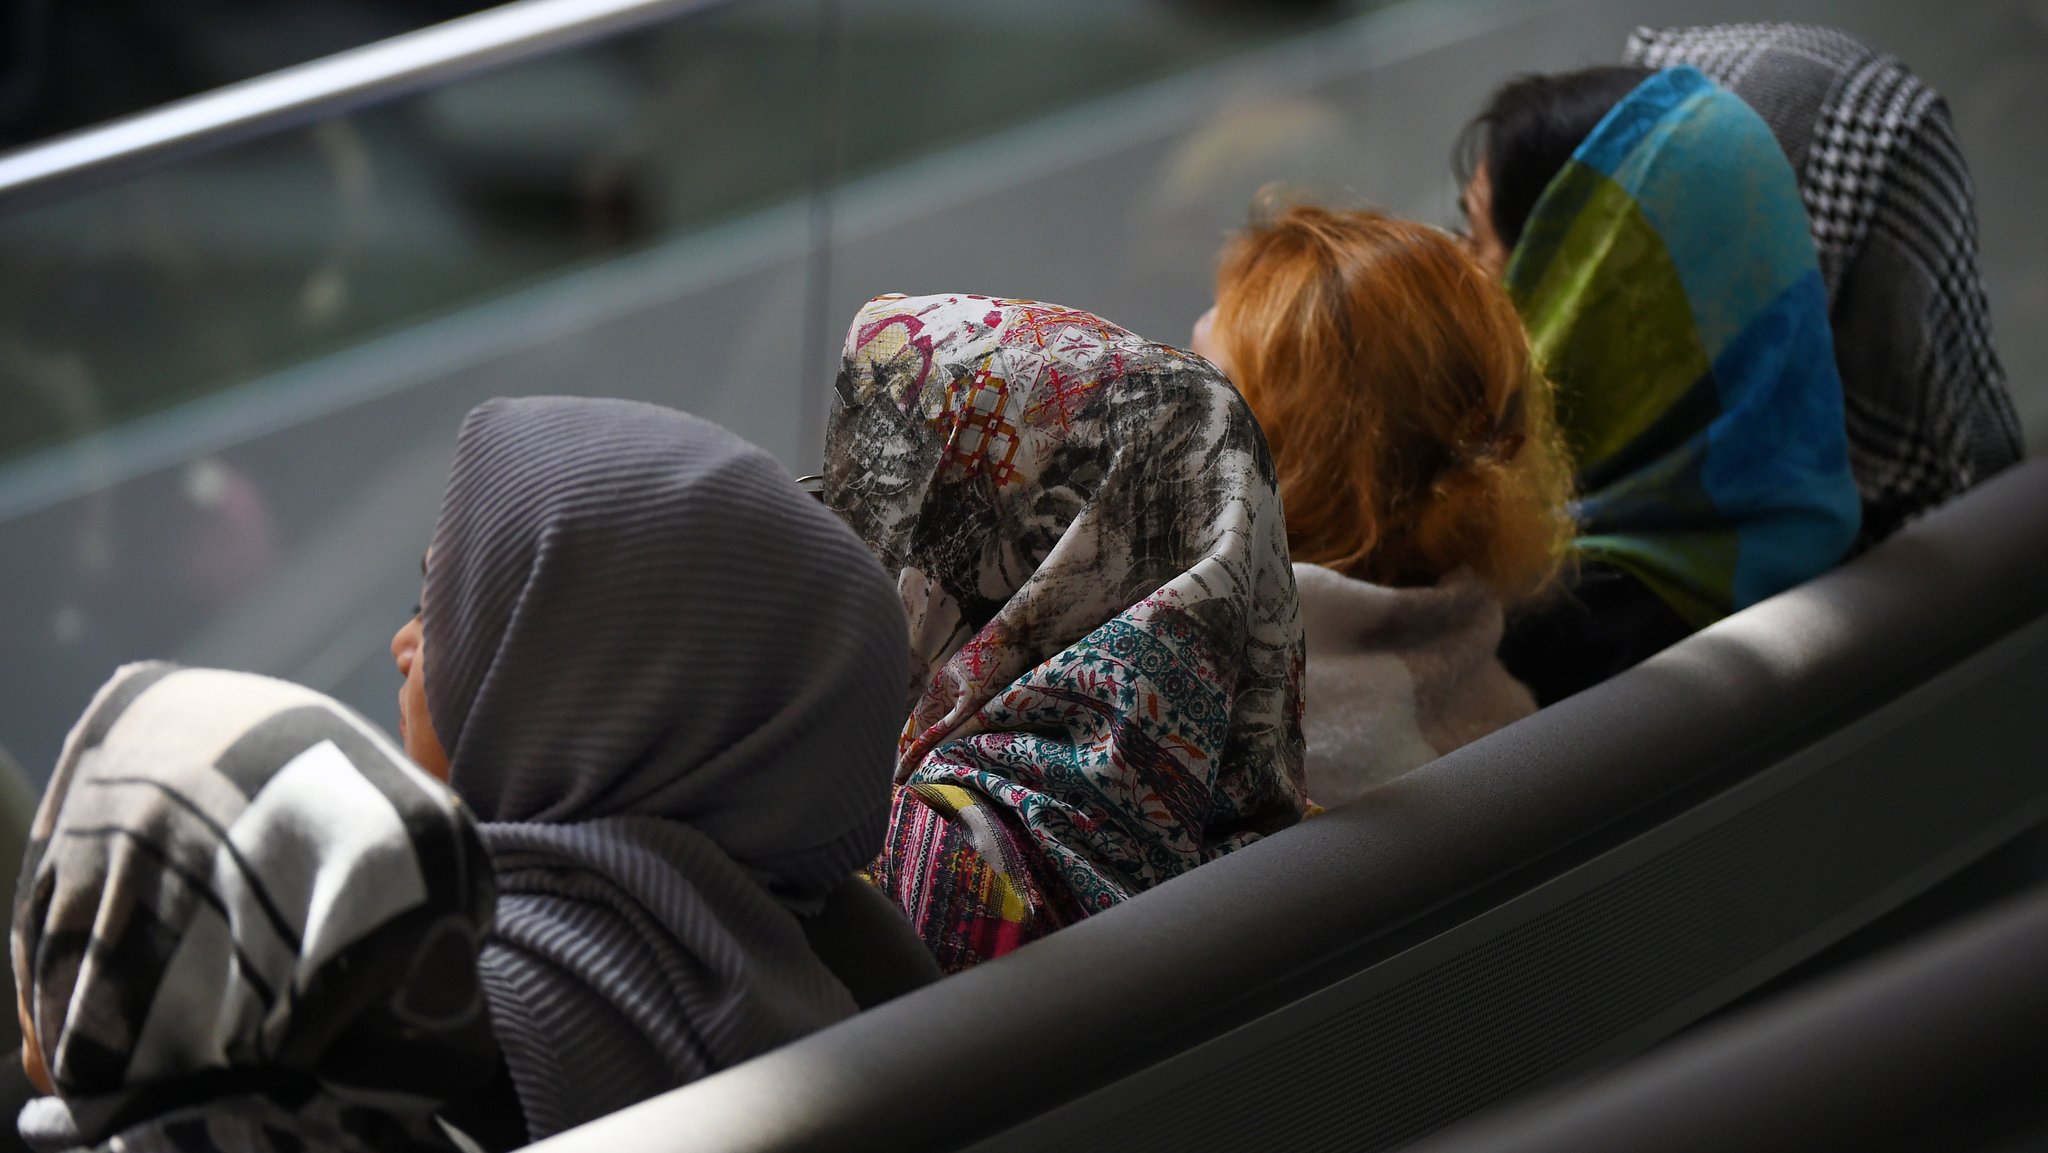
[1213,204,1571,603]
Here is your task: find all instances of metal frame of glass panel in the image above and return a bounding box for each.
[0,0,740,210]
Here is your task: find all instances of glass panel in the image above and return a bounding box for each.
[821,0,1419,382]
[0,0,826,466]
[2,0,2038,788]
[834,1,1371,181]
[0,0,831,778]
[0,0,1380,467]
[0,0,1391,782]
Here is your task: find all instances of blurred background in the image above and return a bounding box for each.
[1,0,2043,781]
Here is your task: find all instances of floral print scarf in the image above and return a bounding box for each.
[827,293,1306,971]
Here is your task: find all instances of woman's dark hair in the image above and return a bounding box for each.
[1456,65,1655,251]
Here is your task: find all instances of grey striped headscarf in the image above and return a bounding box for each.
[12,663,496,1153]
[423,397,907,1141]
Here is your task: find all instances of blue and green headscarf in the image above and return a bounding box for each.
[1506,66,1861,627]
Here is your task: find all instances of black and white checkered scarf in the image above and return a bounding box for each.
[12,664,498,1153]
[1626,22,2024,543]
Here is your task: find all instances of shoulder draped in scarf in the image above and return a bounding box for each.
[424,397,907,1141]
[13,663,496,1153]
[1506,66,1863,627]
[1625,24,2024,543]
[827,293,1307,972]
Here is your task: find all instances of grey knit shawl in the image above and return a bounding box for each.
[422,397,907,1141]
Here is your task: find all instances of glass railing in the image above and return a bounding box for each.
[2,0,2040,786]
[2,0,793,466]
[0,0,1365,468]
[0,0,1395,780]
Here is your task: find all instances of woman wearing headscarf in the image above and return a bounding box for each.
[828,293,1307,973]
[1459,66,1863,703]
[391,397,909,1142]
[13,662,497,1153]
[1626,23,2024,544]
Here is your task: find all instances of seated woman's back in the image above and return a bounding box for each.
[1193,205,1574,805]
[828,293,1308,972]
[394,397,910,1142]
[1461,65,1863,702]
[14,663,498,1153]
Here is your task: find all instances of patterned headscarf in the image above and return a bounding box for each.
[827,294,1306,972]
[1625,24,2023,543]
[1506,67,1863,628]
[424,397,907,1140]
[12,663,496,1153]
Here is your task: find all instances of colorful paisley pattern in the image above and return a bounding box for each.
[827,293,1306,971]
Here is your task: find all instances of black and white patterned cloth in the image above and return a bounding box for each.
[12,663,498,1153]
[1626,23,2024,543]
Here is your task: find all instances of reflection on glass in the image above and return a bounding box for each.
[0,0,826,466]
[0,0,1383,466]
[839,1,1352,180]
[0,0,1396,783]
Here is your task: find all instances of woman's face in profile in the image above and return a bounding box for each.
[390,554,451,782]
[1461,162,1511,279]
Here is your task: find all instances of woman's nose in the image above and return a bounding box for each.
[391,621,415,674]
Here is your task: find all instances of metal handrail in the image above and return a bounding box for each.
[0,0,734,212]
